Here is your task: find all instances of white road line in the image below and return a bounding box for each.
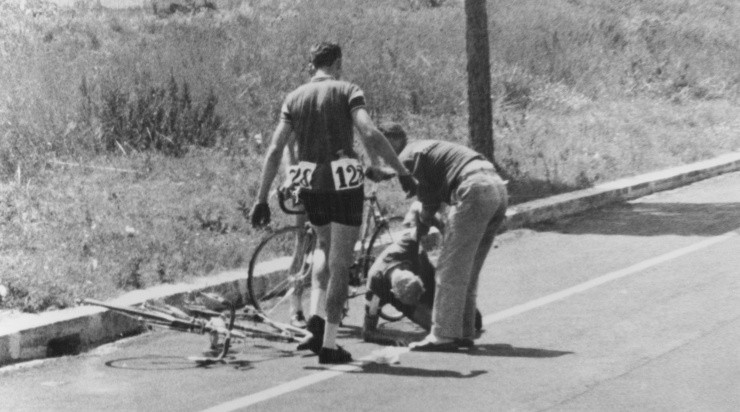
[202,229,738,412]
[201,367,359,412]
[484,230,738,324]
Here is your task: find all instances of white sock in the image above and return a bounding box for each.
[322,322,339,349]
[310,288,327,319]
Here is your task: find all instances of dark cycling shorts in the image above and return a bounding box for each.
[300,187,364,227]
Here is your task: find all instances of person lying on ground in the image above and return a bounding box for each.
[363,223,482,346]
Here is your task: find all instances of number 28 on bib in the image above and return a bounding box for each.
[285,161,316,189]
[331,158,364,191]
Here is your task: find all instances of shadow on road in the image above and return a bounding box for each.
[105,355,204,371]
[105,348,298,371]
[468,343,573,358]
[306,363,488,379]
[528,202,740,237]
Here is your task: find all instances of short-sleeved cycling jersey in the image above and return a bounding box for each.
[280,75,366,192]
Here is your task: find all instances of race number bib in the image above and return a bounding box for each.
[331,158,364,191]
[284,161,316,189]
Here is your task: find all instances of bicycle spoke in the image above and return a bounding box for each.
[248,226,313,328]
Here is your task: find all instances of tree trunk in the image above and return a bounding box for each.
[464,0,494,161]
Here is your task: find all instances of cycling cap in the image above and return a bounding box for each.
[390,269,424,306]
[310,42,342,68]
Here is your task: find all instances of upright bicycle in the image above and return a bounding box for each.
[247,176,408,326]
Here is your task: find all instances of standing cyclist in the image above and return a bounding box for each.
[250,43,416,364]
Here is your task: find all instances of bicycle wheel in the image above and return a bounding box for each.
[247,226,314,326]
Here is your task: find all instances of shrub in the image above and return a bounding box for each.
[81,74,223,157]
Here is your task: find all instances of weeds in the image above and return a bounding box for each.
[1,0,740,313]
[80,74,223,157]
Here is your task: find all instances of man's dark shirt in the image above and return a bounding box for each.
[280,75,365,191]
[397,140,485,210]
[367,233,435,317]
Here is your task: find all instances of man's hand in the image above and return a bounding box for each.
[365,165,396,182]
[398,174,417,198]
[404,201,444,238]
[250,202,271,228]
[417,208,443,234]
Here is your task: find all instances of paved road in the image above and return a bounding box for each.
[1,172,739,412]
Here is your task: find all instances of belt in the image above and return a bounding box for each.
[458,167,496,182]
[451,160,497,192]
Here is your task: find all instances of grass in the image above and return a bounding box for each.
[1,0,739,312]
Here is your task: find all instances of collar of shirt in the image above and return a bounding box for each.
[311,74,336,82]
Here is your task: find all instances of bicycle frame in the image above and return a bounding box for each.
[79,293,308,365]
[359,182,387,248]
[348,181,391,286]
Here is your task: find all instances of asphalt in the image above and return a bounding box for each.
[2,151,740,367]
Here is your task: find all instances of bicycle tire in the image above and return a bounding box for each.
[362,216,409,322]
[247,225,314,326]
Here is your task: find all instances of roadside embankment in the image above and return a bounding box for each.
[2,151,740,367]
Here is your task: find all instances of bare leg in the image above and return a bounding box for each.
[323,222,360,348]
[290,214,309,319]
[310,225,330,319]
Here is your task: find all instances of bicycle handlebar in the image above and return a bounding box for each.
[277,186,305,215]
[364,166,396,183]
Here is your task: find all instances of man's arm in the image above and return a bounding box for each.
[363,261,382,338]
[363,266,405,345]
[282,135,298,167]
[363,294,409,346]
[351,108,409,175]
[419,204,441,228]
[256,121,293,204]
[364,294,381,329]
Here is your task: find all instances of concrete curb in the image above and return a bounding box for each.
[505,152,740,229]
[2,151,740,366]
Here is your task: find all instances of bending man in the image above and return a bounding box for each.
[379,122,507,351]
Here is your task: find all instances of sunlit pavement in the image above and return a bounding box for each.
[1,171,739,411]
